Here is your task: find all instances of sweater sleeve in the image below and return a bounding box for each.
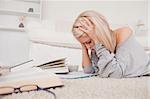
[82,49,99,74]
[92,43,125,78]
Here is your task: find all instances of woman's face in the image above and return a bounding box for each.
[77,33,94,49]
[73,17,95,49]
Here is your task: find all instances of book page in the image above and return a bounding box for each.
[30,43,66,66]
[0,67,55,83]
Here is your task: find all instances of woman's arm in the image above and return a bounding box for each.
[78,17,124,78]
[81,44,95,73]
[93,43,124,78]
[82,42,124,78]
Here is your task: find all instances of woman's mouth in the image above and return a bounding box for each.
[85,40,91,44]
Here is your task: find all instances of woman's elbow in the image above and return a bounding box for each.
[83,66,95,74]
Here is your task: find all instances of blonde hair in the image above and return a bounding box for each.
[72,10,116,53]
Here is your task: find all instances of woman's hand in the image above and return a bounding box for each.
[78,17,99,44]
[76,37,88,50]
[81,43,88,51]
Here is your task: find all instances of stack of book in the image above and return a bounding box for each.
[34,58,69,74]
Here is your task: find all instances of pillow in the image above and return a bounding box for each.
[26,20,79,45]
[27,21,83,69]
[135,36,149,47]
[109,23,130,30]
[29,42,82,71]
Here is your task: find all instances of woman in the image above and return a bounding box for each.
[72,10,150,78]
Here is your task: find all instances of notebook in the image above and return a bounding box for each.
[56,71,98,79]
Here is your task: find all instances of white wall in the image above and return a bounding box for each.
[41,1,148,46]
[0,0,40,66]
[0,14,31,66]
[0,0,149,66]
[28,0,147,68]
[0,30,30,66]
[0,0,40,13]
[42,1,147,31]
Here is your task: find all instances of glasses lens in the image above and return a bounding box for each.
[0,87,14,95]
[20,85,37,92]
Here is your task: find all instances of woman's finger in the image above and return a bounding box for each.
[79,19,89,29]
[82,17,93,28]
[74,27,84,34]
[79,26,88,33]
[79,26,95,41]
[79,25,93,37]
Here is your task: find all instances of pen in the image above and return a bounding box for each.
[10,59,33,69]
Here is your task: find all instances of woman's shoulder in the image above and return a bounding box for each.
[116,26,132,33]
[114,27,133,45]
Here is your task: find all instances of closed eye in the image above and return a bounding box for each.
[73,26,79,28]
[73,26,83,28]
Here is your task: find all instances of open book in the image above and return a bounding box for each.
[33,58,69,74]
[9,58,69,74]
[0,68,63,95]
[34,58,66,69]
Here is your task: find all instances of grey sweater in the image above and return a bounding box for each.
[83,35,150,78]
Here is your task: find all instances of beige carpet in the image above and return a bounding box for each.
[1,76,150,99]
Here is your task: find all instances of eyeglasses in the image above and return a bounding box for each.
[0,84,57,99]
